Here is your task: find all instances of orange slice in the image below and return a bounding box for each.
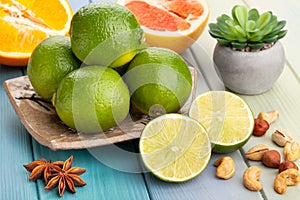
[0,0,73,66]
[118,0,209,53]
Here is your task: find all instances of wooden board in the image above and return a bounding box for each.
[2,68,196,150]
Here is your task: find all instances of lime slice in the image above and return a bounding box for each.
[139,113,211,182]
[189,91,254,153]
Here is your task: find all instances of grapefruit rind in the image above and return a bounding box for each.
[117,0,210,53]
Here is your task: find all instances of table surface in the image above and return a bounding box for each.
[1,0,300,200]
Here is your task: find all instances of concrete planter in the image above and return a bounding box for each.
[213,41,285,95]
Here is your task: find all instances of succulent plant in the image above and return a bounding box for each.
[209,5,287,50]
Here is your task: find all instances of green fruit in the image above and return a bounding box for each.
[139,113,211,182]
[70,2,146,67]
[27,36,81,101]
[124,47,192,116]
[53,66,130,133]
[189,91,254,153]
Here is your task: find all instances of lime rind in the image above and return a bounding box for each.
[27,36,81,101]
[188,91,254,153]
[70,2,146,67]
[139,113,211,182]
[54,66,130,133]
[123,47,192,116]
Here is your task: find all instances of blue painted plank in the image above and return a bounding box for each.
[0,65,38,200]
[32,140,150,199]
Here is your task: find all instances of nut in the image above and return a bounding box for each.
[253,118,270,136]
[243,166,262,191]
[284,141,300,161]
[272,129,293,147]
[213,156,235,180]
[261,150,281,168]
[274,169,300,194]
[257,110,279,124]
[245,144,269,161]
[279,160,299,173]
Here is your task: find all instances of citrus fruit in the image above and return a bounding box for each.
[0,0,73,66]
[70,2,146,68]
[124,47,192,116]
[189,91,254,153]
[139,113,211,182]
[118,0,209,53]
[53,66,130,133]
[27,36,81,101]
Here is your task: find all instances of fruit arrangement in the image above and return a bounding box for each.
[27,2,193,134]
[24,0,291,186]
[5,0,299,197]
[24,1,256,183]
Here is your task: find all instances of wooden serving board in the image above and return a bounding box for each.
[2,67,197,150]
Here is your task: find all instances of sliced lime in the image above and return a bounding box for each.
[139,113,211,182]
[189,91,254,153]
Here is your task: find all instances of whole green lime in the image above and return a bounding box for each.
[27,36,81,101]
[124,47,192,116]
[53,66,130,133]
[70,2,146,68]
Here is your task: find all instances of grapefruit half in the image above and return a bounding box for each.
[117,0,209,53]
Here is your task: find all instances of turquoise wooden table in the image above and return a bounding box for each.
[1,0,300,199]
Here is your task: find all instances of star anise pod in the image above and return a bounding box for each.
[24,158,64,183]
[45,155,87,196]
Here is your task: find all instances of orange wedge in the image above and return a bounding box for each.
[0,0,73,66]
[118,0,209,53]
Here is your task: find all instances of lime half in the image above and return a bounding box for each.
[189,91,254,153]
[139,114,211,182]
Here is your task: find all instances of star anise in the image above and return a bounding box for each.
[23,158,64,183]
[44,155,87,196]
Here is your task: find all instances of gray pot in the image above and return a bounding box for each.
[213,41,285,95]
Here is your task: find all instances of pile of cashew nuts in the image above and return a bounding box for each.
[213,110,300,195]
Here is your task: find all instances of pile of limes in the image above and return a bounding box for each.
[27,2,254,183]
[27,2,192,134]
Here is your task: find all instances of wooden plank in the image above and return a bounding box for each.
[245,0,300,78]
[70,0,90,12]
[142,0,300,199]
[192,0,300,199]
[142,0,261,199]
[181,49,211,94]
[143,151,263,200]
[31,139,150,199]
[0,66,38,199]
[241,65,300,200]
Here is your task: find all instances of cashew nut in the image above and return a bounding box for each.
[274,168,300,194]
[284,141,300,161]
[257,110,279,124]
[243,166,262,191]
[214,156,235,180]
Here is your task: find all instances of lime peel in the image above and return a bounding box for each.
[189,91,254,153]
[139,113,211,182]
